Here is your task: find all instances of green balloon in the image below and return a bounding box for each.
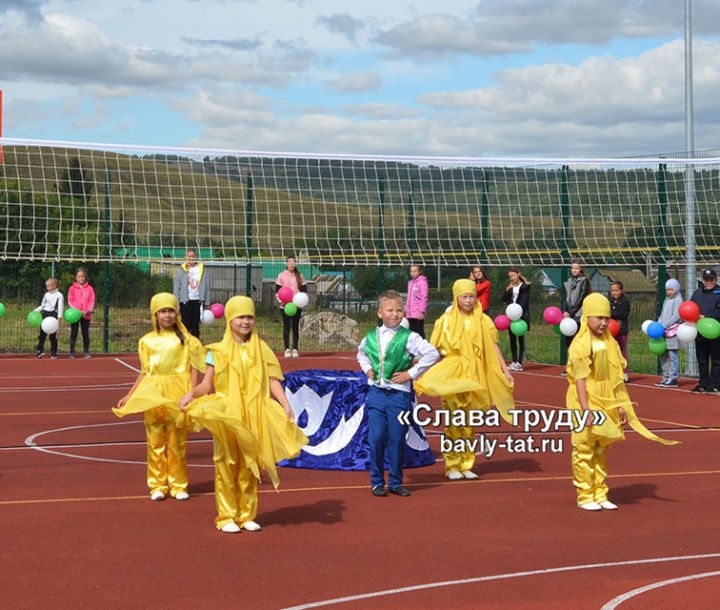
[284,302,298,317]
[64,308,83,323]
[697,317,720,340]
[27,310,43,328]
[648,337,666,355]
[510,319,528,336]
[553,323,562,336]
[0,302,5,318]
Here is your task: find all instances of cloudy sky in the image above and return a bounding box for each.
[1,0,719,157]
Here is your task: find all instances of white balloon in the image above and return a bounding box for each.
[41,316,59,334]
[292,292,309,308]
[400,317,410,329]
[559,318,578,337]
[505,303,523,320]
[201,309,215,325]
[676,322,698,344]
[641,319,653,335]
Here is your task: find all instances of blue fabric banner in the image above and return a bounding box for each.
[279,369,435,471]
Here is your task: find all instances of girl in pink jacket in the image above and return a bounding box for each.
[406,265,429,338]
[67,268,96,358]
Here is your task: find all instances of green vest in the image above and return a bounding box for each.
[364,326,413,381]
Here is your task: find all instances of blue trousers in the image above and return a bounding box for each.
[367,386,410,489]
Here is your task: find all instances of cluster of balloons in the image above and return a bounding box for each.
[541,306,578,337]
[278,287,309,317]
[494,303,528,336]
[26,311,60,334]
[642,300,720,356]
[202,303,227,325]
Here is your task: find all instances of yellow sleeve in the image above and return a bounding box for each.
[138,336,150,374]
[482,314,499,343]
[261,340,283,380]
[187,336,207,373]
[567,355,591,380]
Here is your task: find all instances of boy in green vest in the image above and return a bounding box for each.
[357,290,439,497]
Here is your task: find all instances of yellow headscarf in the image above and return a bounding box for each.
[568,293,613,363]
[149,292,193,338]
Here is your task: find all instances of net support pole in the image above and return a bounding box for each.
[245,174,253,297]
[103,171,111,353]
[656,163,668,375]
[378,179,385,293]
[406,185,416,264]
[559,165,570,366]
[684,0,697,376]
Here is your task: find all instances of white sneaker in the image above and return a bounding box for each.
[508,362,517,371]
[284,349,291,358]
[242,520,262,532]
[221,522,241,533]
[446,470,463,480]
[291,349,299,358]
[150,490,165,501]
[599,500,618,510]
[174,491,189,501]
[514,363,524,371]
[623,373,629,382]
[461,470,478,479]
[578,501,602,511]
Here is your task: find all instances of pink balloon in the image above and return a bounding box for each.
[210,303,225,319]
[543,306,563,325]
[494,314,511,331]
[278,286,293,304]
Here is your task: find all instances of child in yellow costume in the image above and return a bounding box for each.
[566,293,678,511]
[180,296,308,534]
[114,293,206,501]
[415,279,515,480]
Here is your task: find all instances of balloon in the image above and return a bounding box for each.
[41,316,59,334]
[400,317,409,329]
[648,337,666,355]
[505,303,523,321]
[277,286,293,304]
[559,318,578,337]
[292,292,309,308]
[608,319,620,337]
[201,309,215,324]
[27,311,43,327]
[494,314,511,331]
[641,319,653,335]
[646,321,665,340]
[510,319,528,336]
[553,323,562,336]
[697,317,720,340]
[284,302,298,317]
[210,303,225,319]
[543,306,563,325]
[678,300,700,323]
[0,302,5,318]
[676,322,698,344]
[63,308,82,324]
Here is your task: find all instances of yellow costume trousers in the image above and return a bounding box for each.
[571,439,608,505]
[213,427,258,529]
[442,395,476,475]
[144,410,188,496]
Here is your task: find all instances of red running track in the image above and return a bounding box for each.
[1,353,719,609]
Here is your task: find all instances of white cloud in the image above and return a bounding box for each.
[323,70,382,93]
[339,103,424,120]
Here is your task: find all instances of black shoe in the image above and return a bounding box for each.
[389,486,411,497]
[371,486,388,497]
[51,354,58,360]
[559,371,567,377]
[69,353,75,359]
[691,385,707,393]
[37,352,44,359]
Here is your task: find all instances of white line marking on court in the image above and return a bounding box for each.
[24,421,213,467]
[281,553,720,610]
[114,357,141,373]
[600,570,720,609]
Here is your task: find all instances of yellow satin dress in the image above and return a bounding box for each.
[416,303,515,475]
[113,330,206,496]
[566,336,677,505]
[185,335,308,530]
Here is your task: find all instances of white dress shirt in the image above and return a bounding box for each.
[357,325,439,393]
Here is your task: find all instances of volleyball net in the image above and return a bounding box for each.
[1,137,719,269]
